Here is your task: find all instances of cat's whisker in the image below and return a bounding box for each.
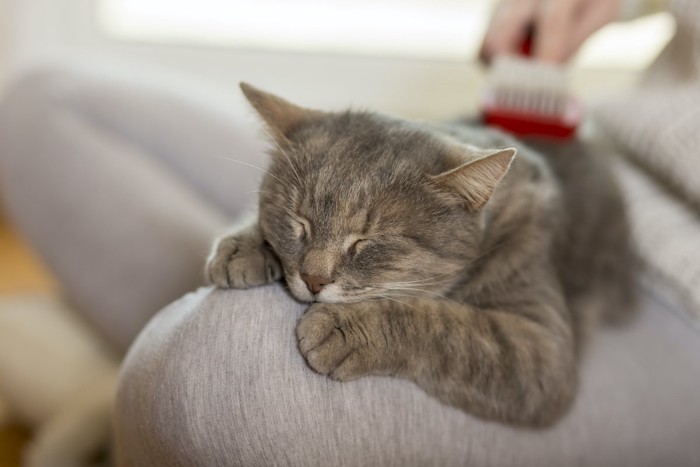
[261,127,304,188]
[361,289,427,308]
[371,294,421,312]
[355,282,452,303]
[373,282,466,307]
[212,155,295,193]
[383,274,455,286]
[385,286,463,306]
[383,278,455,289]
[379,277,456,292]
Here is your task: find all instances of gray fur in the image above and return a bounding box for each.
[206,84,636,427]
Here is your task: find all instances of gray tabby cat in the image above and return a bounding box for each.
[206,83,636,427]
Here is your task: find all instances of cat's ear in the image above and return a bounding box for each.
[430,148,516,211]
[240,82,321,143]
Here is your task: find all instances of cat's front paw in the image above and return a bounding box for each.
[205,234,282,289]
[296,302,389,381]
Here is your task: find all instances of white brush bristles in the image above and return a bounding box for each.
[488,56,570,117]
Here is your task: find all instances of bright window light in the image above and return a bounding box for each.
[95,0,673,69]
[575,13,674,69]
[95,0,493,60]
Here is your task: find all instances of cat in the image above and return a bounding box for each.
[205,83,636,427]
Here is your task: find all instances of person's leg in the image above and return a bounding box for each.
[115,285,700,467]
[0,70,233,351]
[27,67,269,217]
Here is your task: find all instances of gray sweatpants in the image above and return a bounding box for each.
[0,68,265,351]
[1,69,699,466]
[115,285,700,467]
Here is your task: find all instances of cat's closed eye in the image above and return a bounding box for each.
[292,218,311,241]
[345,237,369,256]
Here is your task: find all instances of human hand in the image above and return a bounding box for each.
[480,0,622,63]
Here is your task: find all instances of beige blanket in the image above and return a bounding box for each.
[595,0,700,320]
[613,156,700,320]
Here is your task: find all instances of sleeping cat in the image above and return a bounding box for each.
[206,83,636,427]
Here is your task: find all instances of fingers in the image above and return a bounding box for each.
[482,0,620,64]
[533,0,580,62]
[568,0,621,56]
[480,0,539,63]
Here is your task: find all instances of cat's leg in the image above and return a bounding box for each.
[205,215,282,288]
[297,289,577,427]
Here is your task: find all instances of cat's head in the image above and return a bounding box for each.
[241,83,515,303]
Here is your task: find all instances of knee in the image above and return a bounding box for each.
[1,68,78,125]
[114,288,212,466]
[0,68,87,176]
[114,285,305,466]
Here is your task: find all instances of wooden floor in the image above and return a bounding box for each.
[0,214,57,467]
[0,425,30,467]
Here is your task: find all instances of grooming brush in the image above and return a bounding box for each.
[481,29,583,140]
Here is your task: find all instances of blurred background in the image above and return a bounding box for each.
[0,0,673,116]
[0,0,676,465]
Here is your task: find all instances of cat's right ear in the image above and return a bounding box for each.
[429,147,517,211]
[240,82,322,144]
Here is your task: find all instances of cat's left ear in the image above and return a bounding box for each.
[240,82,322,144]
[430,148,517,211]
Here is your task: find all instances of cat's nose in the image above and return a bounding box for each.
[301,273,332,294]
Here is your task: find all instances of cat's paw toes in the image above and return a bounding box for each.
[296,303,374,381]
[327,351,370,382]
[206,237,282,289]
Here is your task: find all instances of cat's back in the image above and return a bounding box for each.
[528,138,637,329]
[439,122,636,330]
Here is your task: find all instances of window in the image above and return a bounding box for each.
[95,0,493,60]
[95,0,674,69]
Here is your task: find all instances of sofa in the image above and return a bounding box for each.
[0,67,698,466]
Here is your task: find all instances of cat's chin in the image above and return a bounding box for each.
[285,270,382,303]
[290,294,351,305]
[287,284,345,304]
[315,291,379,305]
[318,283,383,304]
[287,280,369,304]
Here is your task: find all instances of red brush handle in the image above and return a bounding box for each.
[520,26,534,57]
[481,25,582,140]
[483,108,578,140]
